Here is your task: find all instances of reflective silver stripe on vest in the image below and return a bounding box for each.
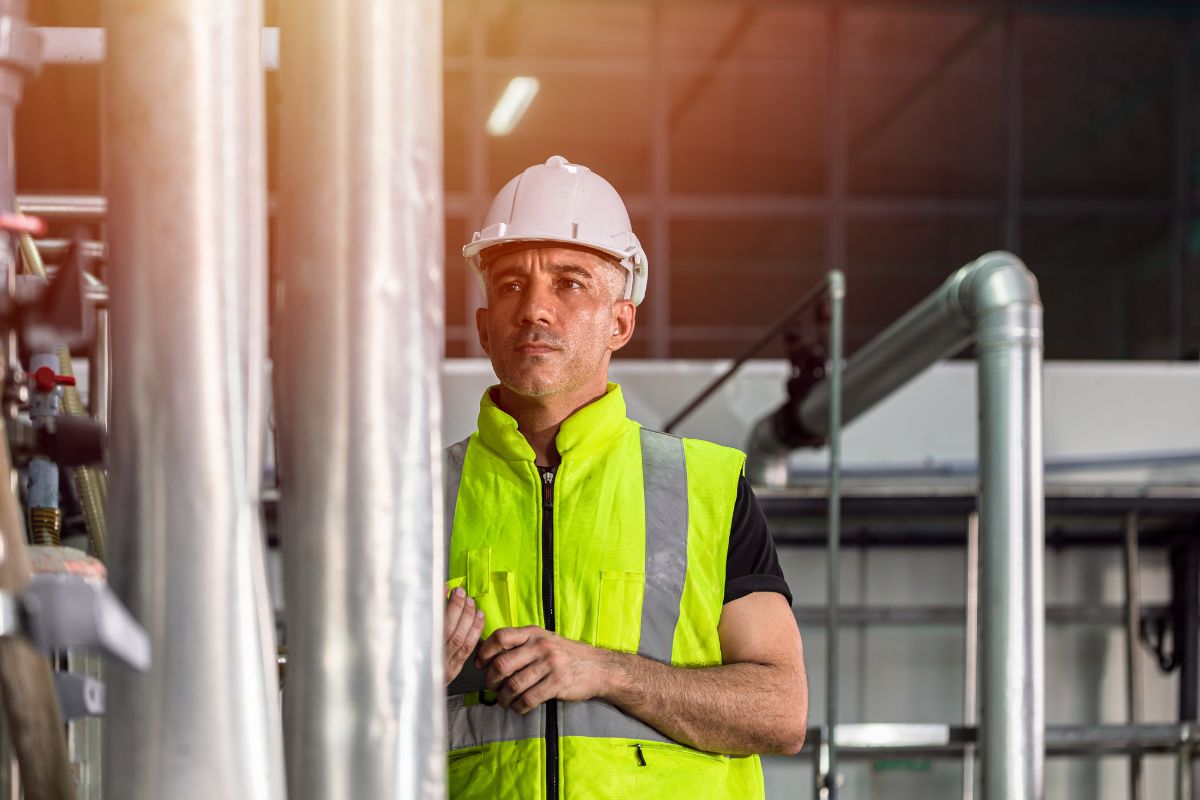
[447,695,543,751]
[443,436,470,570]
[637,429,689,664]
[561,699,673,744]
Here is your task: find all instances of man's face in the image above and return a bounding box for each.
[476,245,636,401]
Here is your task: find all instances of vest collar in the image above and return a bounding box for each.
[477,382,629,463]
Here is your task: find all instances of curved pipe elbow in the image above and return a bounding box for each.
[955,251,1042,317]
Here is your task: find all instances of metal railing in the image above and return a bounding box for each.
[661,270,848,797]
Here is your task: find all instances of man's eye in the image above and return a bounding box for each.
[558,279,582,290]
[499,282,522,294]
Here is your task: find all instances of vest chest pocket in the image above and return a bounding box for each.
[448,548,517,638]
[594,571,644,653]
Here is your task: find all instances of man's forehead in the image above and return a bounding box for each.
[484,243,609,273]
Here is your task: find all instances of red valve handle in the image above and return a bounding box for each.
[0,213,46,236]
[32,366,76,393]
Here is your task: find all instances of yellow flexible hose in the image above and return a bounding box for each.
[56,349,107,564]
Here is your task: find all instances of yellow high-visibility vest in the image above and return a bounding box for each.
[444,383,766,800]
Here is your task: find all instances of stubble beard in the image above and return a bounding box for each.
[494,326,611,401]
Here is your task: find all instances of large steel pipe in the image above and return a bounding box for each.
[274,1,445,798]
[103,0,285,797]
[748,252,1045,799]
[973,260,1044,800]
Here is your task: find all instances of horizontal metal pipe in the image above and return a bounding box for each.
[747,252,1039,457]
[15,194,105,219]
[790,603,1166,627]
[35,27,280,69]
[103,0,285,796]
[13,192,1180,222]
[799,258,988,438]
[29,239,105,260]
[783,448,1200,480]
[799,722,1200,760]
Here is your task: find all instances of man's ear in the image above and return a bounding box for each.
[475,306,491,355]
[608,300,636,353]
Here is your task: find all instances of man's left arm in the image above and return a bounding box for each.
[476,590,808,756]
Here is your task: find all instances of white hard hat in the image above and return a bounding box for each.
[463,155,648,306]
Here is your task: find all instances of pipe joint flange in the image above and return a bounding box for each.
[975,303,1044,353]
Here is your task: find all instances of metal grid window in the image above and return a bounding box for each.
[10,1,1198,361]
[442,0,1199,361]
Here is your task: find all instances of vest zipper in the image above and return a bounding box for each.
[633,743,647,766]
[539,466,559,800]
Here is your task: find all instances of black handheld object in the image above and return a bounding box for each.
[448,642,487,695]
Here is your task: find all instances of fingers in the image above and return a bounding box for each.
[505,670,553,715]
[483,640,542,690]
[447,594,480,654]
[476,626,538,668]
[444,588,485,685]
[444,587,467,637]
[496,659,549,710]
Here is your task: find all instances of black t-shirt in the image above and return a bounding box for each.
[724,475,792,605]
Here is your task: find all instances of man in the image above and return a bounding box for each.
[442,155,807,799]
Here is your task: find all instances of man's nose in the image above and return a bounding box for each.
[516,281,555,327]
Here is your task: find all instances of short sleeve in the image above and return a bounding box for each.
[724,475,793,605]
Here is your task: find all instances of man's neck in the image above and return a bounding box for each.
[494,382,608,467]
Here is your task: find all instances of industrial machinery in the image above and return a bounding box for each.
[3,0,444,798]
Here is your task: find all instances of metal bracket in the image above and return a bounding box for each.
[22,573,150,671]
[773,295,833,450]
[53,670,105,721]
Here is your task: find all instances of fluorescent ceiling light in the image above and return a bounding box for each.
[486,77,539,136]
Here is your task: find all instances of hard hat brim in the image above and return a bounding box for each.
[463,235,632,267]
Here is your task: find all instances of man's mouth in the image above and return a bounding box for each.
[515,343,558,355]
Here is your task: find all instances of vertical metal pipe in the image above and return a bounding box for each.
[649,3,670,360]
[274,0,445,797]
[815,729,829,800]
[1169,20,1193,359]
[826,7,847,278]
[1178,740,1196,800]
[1176,539,1200,725]
[65,651,102,800]
[1001,12,1021,253]
[103,0,285,797]
[974,263,1044,800]
[1124,512,1145,800]
[963,512,980,800]
[824,271,844,799]
[464,19,488,358]
[88,309,109,430]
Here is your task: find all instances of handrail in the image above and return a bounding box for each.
[661,273,840,434]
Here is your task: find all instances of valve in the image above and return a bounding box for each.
[0,212,46,237]
[31,366,75,394]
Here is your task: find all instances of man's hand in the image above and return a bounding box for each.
[445,587,484,686]
[476,626,612,714]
